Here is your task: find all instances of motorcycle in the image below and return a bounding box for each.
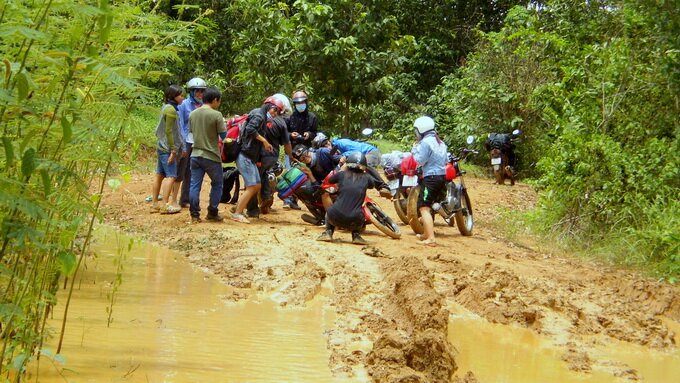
[485,129,521,186]
[406,136,477,237]
[382,152,418,225]
[293,167,402,239]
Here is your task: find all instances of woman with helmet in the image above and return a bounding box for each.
[316,152,380,245]
[174,77,208,208]
[230,95,279,223]
[286,90,318,146]
[411,115,448,246]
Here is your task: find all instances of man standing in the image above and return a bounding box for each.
[230,96,280,223]
[283,90,317,210]
[175,77,207,208]
[188,87,226,223]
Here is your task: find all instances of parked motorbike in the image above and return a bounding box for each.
[294,168,401,239]
[406,136,477,236]
[485,129,521,185]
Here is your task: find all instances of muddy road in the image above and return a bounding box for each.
[101,172,679,382]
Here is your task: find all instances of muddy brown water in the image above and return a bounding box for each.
[449,304,680,383]
[30,228,680,382]
[32,228,349,382]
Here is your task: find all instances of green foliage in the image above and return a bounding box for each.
[0,0,191,376]
[430,1,679,277]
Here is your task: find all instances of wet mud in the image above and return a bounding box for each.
[98,172,680,382]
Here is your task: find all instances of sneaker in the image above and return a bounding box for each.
[316,230,333,242]
[301,214,323,226]
[206,213,224,222]
[191,216,202,223]
[231,213,250,224]
[351,232,368,245]
[282,202,291,210]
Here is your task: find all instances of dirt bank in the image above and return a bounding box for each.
[101,172,679,382]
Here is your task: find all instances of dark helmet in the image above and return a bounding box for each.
[292,144,310,161]
[312,132,329,149]
[292,90,308,103]
[345,152,367,171]
[263,95,285,113]
[271,162,284,177]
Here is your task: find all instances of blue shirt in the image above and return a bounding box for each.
[331,138,377,156]
[178,95,203,147]
[412,133,447,176]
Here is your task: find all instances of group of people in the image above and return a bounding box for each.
[151,77,450,246]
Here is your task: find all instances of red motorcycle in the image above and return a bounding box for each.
[295,168,401,239]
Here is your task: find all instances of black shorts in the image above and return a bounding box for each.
[175,154,189,182]
[417,175,446,209]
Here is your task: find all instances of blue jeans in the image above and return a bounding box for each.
[189,156,223,218]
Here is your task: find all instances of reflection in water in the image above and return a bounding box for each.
[448,304,680,383]
[34,228,344,382]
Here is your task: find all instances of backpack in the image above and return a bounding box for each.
[276,167,308,199]
[222,114,248,163]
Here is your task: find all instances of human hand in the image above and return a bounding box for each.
[264,142,273,152]
[291,132,300,139]
[303,132,310,140]
[167,152,176,165]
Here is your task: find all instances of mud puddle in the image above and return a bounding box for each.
[448,304,680,383]
[33,228,345,382]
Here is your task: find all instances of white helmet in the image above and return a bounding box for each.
[414,116,435,134]
[272,93,292,116]
[186,77,207,90]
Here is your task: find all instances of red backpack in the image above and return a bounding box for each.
[221,114,248,162]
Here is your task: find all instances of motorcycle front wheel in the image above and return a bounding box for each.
[366,201,401,239]
[393,191,409,225]
[454,189,474,236]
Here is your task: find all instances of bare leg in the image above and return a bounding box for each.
[321,193,333,209]
[235,184,261,214]
[151,174,163,209]
[161,177,177,207]
[419,206,435,241]
[170,181,181,206]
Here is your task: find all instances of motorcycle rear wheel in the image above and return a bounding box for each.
[454,189,474,236]
[406,185,424,235]
[366,201,401,239]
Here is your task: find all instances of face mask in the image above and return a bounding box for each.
[295,103,307,113]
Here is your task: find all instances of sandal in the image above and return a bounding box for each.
[150,205,161,213]
[416,238,437,246]
[160,205,181,214]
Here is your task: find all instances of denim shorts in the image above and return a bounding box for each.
[236,153,261,187]
[156,150,178,178]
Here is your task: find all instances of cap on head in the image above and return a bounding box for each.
[414,116,435,134]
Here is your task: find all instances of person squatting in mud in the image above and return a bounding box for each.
[316,152,382,245]
[411,115,447,246]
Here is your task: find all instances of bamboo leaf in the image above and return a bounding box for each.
[21,148,36,178]
[16,72,29,101]
[61,115,72,143]
[56,250,77,276]
[3,59,10,86]
[40,169,51,196]
[3,137,14,168]
[0,303,24,320]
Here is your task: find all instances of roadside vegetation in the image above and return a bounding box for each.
[0,0,677,379]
